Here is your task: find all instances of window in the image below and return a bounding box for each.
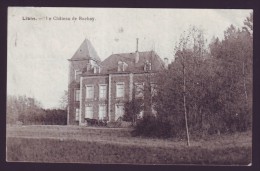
[85,106,93,118]
[122,62,128,71]
[75,70,82,80]
[148,63,152,70]
[135,83,144,98]
[115,104,124,121]
[99,85,107,99]
[99,105,107,120]
[86,85,94,99]
[117,61,128,72]
[118,61,125,72]
[75,108,79,121]
[122,63,126,71]
[144,62,152,71]
[118,61,123,72]
[75,89,80,101]
[93,66,101,74]
[116,83,124,98]
[151,83,157,96]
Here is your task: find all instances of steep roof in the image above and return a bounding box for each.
[100,51,165,74]
[70,38,101,62]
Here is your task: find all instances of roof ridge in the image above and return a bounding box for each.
[100,49,165,73]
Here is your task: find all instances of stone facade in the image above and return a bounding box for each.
[67,38,167,125]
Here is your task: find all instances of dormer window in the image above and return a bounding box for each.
[118,61,123,71]
[118,61,128,72]
[144,61,152,71]
[93,66,101,74]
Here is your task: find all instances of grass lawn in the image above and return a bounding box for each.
[6,125,252,165]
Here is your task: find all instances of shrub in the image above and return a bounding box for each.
[85,118,107,127]
[107,121,122,128]
[42,109,67,125]
[132,115,174,138]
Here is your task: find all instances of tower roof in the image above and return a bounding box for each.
[70,38,101,62]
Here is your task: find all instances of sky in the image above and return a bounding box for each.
[7,7,252,109]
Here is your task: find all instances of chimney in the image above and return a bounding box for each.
[135,38,139,63]
[164,57,169,69]
[136,38,139,52]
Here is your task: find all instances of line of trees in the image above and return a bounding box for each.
[7,95,67,125]
[128,13,253,140]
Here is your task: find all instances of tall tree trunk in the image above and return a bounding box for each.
[182,54,190,146]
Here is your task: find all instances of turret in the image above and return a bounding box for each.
[68,38,101,84]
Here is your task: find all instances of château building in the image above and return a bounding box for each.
[67,38,168,125]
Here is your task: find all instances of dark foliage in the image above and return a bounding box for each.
[123,98,143,124]
[85,118,107,127]
[132,13,252,139]
[18,109,67,125]
[132,116,174,138]
[41,109,67,125]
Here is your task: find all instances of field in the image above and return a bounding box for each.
[6,125,252,165]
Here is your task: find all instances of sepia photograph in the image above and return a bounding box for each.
[6,7,253,165]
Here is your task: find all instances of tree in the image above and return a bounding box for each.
[173,26,208,144]
[59,90,68,110]
[180,49,190,146]
[6,95,19,124]
[6,95,45,124]
[123,71,156,125]
[174,36,192,146]
[131,13,253,139]
[243,12,253,36]
[208,16,253,132]
[7,95,68,125]
[123,98,143,125]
